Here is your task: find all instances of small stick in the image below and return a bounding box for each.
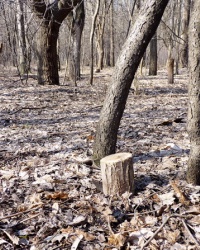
[181,219,200,248]
[141,214,190,249]
[19,213,41,224]
[0,204,42,221]
[107,216,114,235]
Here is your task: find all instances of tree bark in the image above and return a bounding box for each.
[89,0,100,85]
[16,0,27,74]
[0,43,3,54]
[67,1,85,83]
[110,0,115,67]
[93,0,169,163]
[149,33,157,75]
[31,0,81,85]
[36,21,60,85]
[180,0,191,68]
[167,44,174,84]
[187,0,200,185]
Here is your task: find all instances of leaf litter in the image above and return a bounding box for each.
[0,67,200,249]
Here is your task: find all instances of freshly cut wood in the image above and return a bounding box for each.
[100,153,134,196]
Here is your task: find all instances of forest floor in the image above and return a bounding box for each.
[0,66,200,250]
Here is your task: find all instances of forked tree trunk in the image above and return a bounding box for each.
[31,0,81,85]
[93,0,169,163]
[187,0,200,185]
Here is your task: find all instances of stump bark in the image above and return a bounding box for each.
[100,153,134,196]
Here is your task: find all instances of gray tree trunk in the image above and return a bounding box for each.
[187,0,200,185]
[93,0,169,163]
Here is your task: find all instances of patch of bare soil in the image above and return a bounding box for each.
[0,67,199,250]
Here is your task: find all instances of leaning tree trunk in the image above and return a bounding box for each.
[93,0,169,163]
[31,0,81,85]
[187,0,200,185]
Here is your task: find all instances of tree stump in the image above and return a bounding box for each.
[100,153,134,196]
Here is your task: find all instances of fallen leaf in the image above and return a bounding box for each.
[158,192,175,205]
[44,191,69,200]
[52,202,59,214]
[108,233,127,247]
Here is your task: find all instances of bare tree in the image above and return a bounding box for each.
[187,0,200,185]
[93,0,169,162]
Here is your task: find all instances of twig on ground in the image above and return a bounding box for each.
[181,219,200,248]
[10,106,54,115]
[19,213,41,224]
[141,214,191,249]
[0,204,42,221]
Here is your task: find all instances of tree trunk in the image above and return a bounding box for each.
[149,33,157,75]
[125,0,137,38]
[89,0,100,85]
[2,3,16,66]
[175,0,182,75]
[166,43,174,84]
[67,1,85,83]
[0,43,3,54]
[187,0,200,185]
[16,0,27,75]
[31,0,81,85]
[93,0,169,162]
[110,0,115,67]
[180,0,191,68]
[96,37,104,71]
[37,22,60,85]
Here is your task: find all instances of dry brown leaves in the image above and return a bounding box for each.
[0,67,200,249]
